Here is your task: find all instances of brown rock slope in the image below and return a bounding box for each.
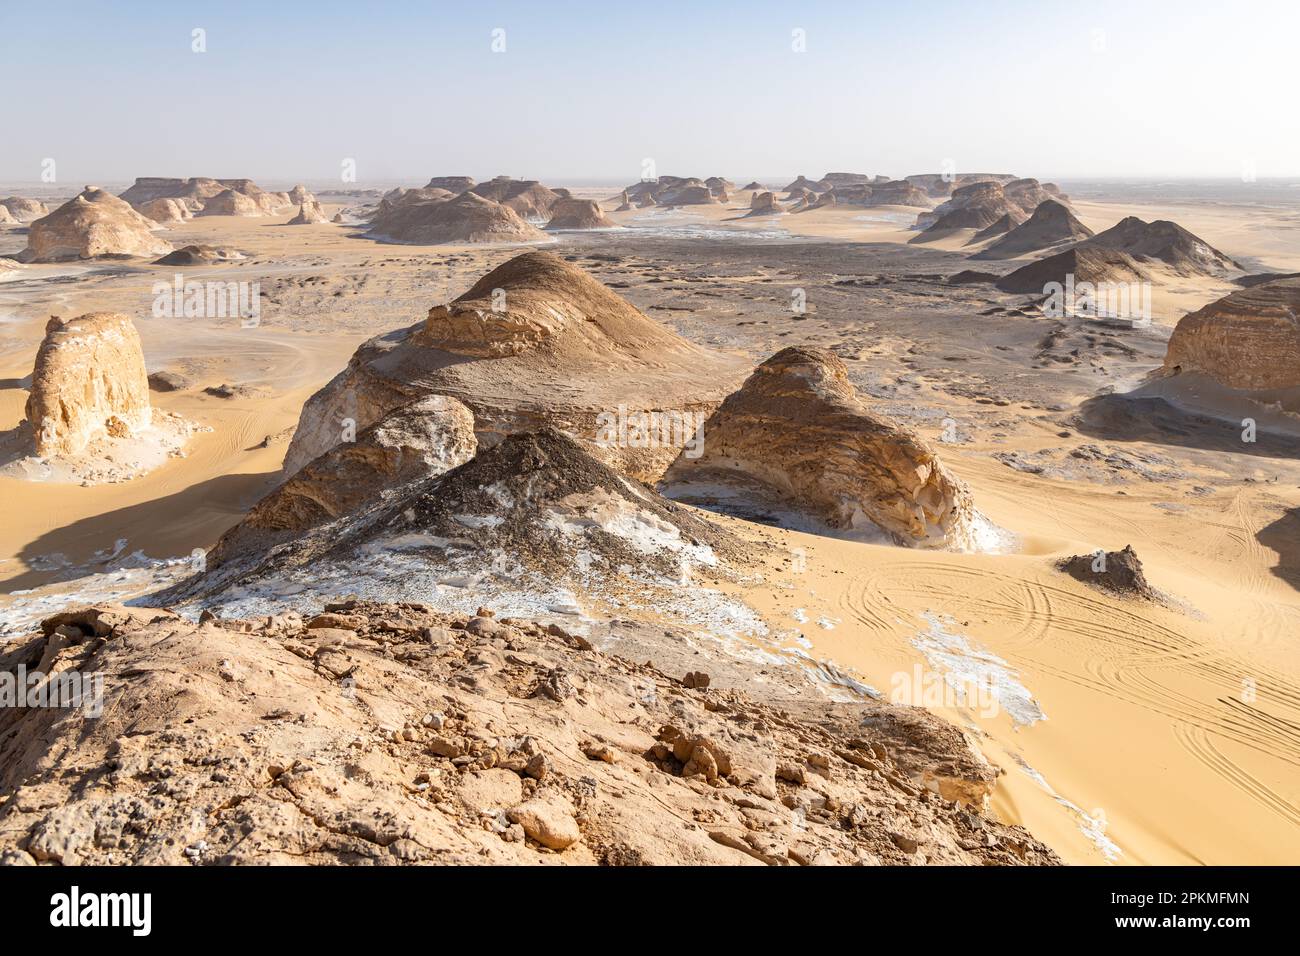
[208,395,478,568]
[664,347,983,550]
[24,313,152,457]
[544,198,617,230]
[20,187,172,261]
[970,199,1093,259]
[995,246,1150,294]
[0,602,1059,865]
[0,196,49,222]
[282,251,747,481]
[1079,216,1240,276]
[1163,277,1300,390]
[367,191,545,245]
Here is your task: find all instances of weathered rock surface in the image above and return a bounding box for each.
[748,191,786,215]
[289,199,329,224]
[424,175,476,193]
[1162,277,1300,390]
[368,191,545,245]
[24,313,152,457]
[208,395,478,566]
[469,178,563,220]
[153,244,241,266]
[665,347,983,550]
[1059,545,1156,600]
[971,199,1093,259]
[0,196,49,222]
[20,187,172,261]
[0,600,1059,865]
[282,251,746,480]
[199,188,263,217]
[545,198,617,230]
[995,246,1149,295]
[1079,216,1240,276]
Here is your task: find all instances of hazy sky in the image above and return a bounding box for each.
[2,0,1297,185]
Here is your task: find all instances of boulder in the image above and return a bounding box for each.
[1163,277,1300,390]
[20,187,172,261]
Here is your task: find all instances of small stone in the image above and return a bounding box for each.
[507,793,581,850]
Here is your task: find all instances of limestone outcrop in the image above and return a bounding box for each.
[367,191,545,244]
[282,251,747,481]
[748,191,786,215]
[545,198,617,230]
[971,200,1094,259]
[24,313,152,457]
[0,196,49,222]
[20,187,172,261]
[1163,277,1300,390]
[136,197,192,223]
[665,347,983,550]
[288,199,329,224]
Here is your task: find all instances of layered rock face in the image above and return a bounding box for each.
[282,251,747,480]
[24,313,152,457]
[971,199,1094,259]
[665,347,981,550]
[545,198,617,229]
[136,197,192,223]
[0,600,1058,865]
[1080,216,1240,276]
[1163,277,1300,390]
[617,175,725,207]
[748,191,786,215]
[912,181,1025,237]
[367,191,545,244]
[469,178,563,219]
[199,188,263,217]
[21,187,172,261]
[994,245,1149,294]
[0,196,49,222]
[860,180,933,208]
[424,175,476,193]
[208,395,477,567]
[288,199,329,224]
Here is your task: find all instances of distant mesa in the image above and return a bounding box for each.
[994,245,1149,294]
[904,172,1018,200]
[616,175,723,207]
[424,175,476,193]
[817,172,874,190]
[912,177,1067,238]
[367,190,545,245]
[119,177,289,217]
[199,188,265,217]
[544,198,618,230]
[1079,216,1240,277]
[154,244,242,266]
[970,200,1094,260]
[0,196,49,222]
[783,185,816,205]
[1163,277,1300,391]
[283,250,747,482]
[469,177,564,220]
[25,313,151,458]
[782,175,819,193]
[861,180,934,208]
[18,186,172,262]
[288,199,329,224]
[748,191,786,216]
[207,394,478,568]
[741,181,764,191]
[136,197,193,223]
[664,346,984,551]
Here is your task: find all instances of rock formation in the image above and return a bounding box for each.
[860,180,934,208]
[424,175,476,193]
[24,313,151,457]
[0,206,14,224]
[1079,216,1240,276]
[1162,277,1300,390]
[20,187,172,261]
[199,188,263,217]
[782,175,818,193]
[120,177,286,216]
[971,200,1094,259]
[288,184,314,205]
[136,197,192,223]
[208,395,477,567]
[0,196,49,222]
[282,251,747,481]
[153,244,242,266]
[367,191,545,244]
[994,246,1149,294]
[664,347,983,550]
[544,198,618,230]
[288,199,329,224]
[615,190,633,211]
[748,191,786,215]
[741,181,764,191]
[0,599,1059,865]
[1059,545,1156,600]
[469,178,564,220]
